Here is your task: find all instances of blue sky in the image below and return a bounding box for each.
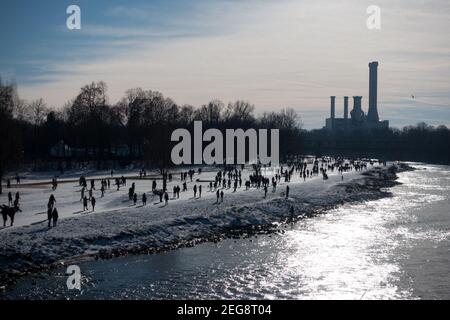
[1,0,449,129]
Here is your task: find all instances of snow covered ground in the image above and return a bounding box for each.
[0,161,402,284]
[1,167,225,228]
[0,163,353,229]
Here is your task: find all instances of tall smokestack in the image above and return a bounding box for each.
[344,96,349,119]
[330,96,336,119]
[368,61,379,122]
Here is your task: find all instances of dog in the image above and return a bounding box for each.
[1,205,22,227]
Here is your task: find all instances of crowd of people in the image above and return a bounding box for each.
[1,157,386,228]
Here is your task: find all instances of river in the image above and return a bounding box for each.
[3,163,450,299]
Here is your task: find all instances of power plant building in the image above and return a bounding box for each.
[325,61,389,131]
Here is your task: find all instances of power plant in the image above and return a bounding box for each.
[325,61,389,131]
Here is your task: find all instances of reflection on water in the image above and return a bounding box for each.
[4,163,450,299]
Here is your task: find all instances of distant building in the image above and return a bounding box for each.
[325,61,389,131]
[50,140,72,158]
[49,141,134,158]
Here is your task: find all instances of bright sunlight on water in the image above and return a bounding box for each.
[4,163,450,300]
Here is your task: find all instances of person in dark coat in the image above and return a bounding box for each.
[80,187,85,201]
[142,193,147,206]
[47,203,53,227]
[83,196,88,211]
[49,194,56,208]
[52,208,59,227]
[133,193,138,206]
[286,185,290,199]
[91,196,96,211]
[8,192,12,206]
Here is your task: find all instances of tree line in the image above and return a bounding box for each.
[1,78,449,194]
[0,80,303,193]
[303,123,450,163]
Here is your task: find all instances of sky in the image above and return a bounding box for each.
[0,0,449,129]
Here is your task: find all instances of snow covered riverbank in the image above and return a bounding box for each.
[0,163,409,285]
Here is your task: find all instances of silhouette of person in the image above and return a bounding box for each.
[83,196,88,211]
[142,193,147,206]
[52,208,59,227]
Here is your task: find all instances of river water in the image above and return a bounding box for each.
[3,163,450,299]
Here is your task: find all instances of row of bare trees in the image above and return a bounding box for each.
[0,79,304,190]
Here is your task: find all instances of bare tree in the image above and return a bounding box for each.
[224,100,255,125]
[28,98,49,125]
[0,79,21,194]
[194,99,223,124]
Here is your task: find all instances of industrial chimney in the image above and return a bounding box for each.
[344,96,349,119]
[330,96,336,119]
[367,61,380,122]
[351,96,364,122]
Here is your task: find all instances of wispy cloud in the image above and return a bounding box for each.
[3,0,449,128]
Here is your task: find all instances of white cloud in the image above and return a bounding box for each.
[18,0,450,128]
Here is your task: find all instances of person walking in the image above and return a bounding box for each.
[220,190,224,203]
[286,185,290,199]
[216,189,220,203]
[52,207,59,227]
[8,192,12,206]
[48,194,56,208]
[83,196,88,211]
[199,185,202,198]
[133,193,138,206]
[91,196,96,211]
[142,193,147,206]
